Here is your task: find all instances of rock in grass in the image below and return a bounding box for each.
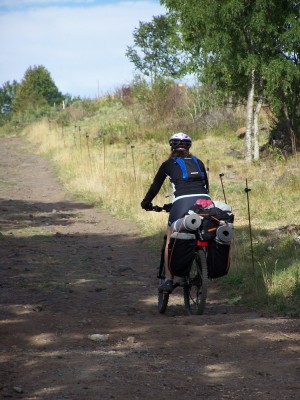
[88,334,109,342]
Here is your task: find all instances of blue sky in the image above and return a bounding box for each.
[0,1,166,98]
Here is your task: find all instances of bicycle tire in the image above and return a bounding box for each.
[157,237,169,313]
[158,282,169,314]
[183,249,208,315]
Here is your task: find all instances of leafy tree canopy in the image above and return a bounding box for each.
[13,65,63,113]
[126,14,189,80]
[161,0,300,146]
[0,80,19,117]
[162,1,295,90]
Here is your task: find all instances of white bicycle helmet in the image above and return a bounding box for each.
[169,132,192,151]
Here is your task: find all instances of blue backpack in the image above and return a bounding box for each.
[172,156,205,180]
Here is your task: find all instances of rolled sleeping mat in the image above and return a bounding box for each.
[216,224,234,244]
[172,213,202,232]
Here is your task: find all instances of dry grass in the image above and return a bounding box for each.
[24,118,299,232]
[23,110,300,315]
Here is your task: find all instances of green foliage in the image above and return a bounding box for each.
[55,111,70,127]
[95,120,139,144]
[265,57,300,143]
[131,75,177,118]
[126,14,188,80]
[161,0,300,147]
[163,1,277,90]
[266,145,286,162]
[0,66,80,131]
[13,65,64,113]
[220,228,300,315]
[259,238,300,316]
[0,80,19,126]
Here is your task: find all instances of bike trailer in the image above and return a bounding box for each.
[168,232,196,277]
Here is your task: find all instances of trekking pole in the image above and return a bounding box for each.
[245,178,255,273]
[131,145,137,182]
[73,125,77,146]
[85,131,91,162]
[219,173,227,203]
[103,137,106,173]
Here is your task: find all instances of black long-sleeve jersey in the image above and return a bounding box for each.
[142,156,209,206]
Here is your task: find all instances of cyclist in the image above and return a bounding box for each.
[141,132,210,292]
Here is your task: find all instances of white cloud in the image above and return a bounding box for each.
[0,1,165,97]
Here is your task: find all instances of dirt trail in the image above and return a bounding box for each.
[0,136,299,400]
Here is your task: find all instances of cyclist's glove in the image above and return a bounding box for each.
[163,203,173,212]
[141,200,153,210]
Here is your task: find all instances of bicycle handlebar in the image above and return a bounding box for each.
[146,203,172,213]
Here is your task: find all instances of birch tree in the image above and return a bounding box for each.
[161,0,299,159]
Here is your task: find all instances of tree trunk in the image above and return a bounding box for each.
[283,105,297,156]
[245,69,255,162]
[253,84,264,161]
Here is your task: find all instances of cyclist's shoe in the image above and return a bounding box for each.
[158,279,173,293]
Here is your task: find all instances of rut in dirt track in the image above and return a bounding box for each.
[0,136,299,400]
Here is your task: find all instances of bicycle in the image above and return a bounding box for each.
[149,204,208,316]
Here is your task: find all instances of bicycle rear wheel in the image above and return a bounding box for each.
[184,249,208,315]
[157,237,169,314]
[158,279,169,314]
